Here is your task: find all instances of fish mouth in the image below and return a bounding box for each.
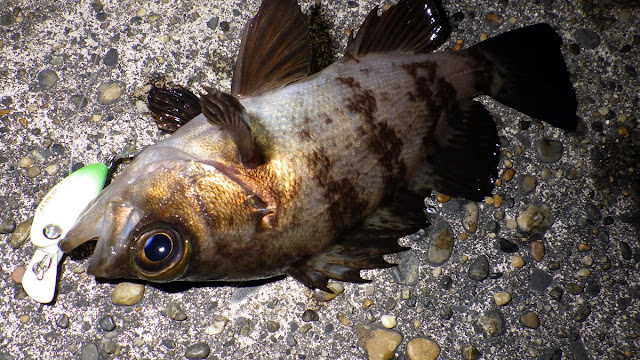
[60,200,144,279]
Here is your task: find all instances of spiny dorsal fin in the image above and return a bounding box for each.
[345,0,450,57]
[200,87,254,163]
[231,0,312,97]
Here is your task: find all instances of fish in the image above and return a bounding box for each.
[60,0,577,291]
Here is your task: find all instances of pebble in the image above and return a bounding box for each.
[102,48,118,66]
[10,217,31,249]
[577,268,591,277]
[184,342,210,360]
[461,345,482,360]
[27,166,41,178]
[204,315,228,335]
[439,306,453,320]
[17,157,32,168]
[98,315,116,331]
[102,340,117,354]
[521,311,540,329]
[502,168,515,181]
[392,250,420,286]
[476,309,505,338]
[380,315,397,329]
[566,283,584,295]
[574,305,591,322]
[322,281,344,300]
[165,300,187,321]
[407,337,440,360]
[97,81,126,105]
[511,255,525,268]
[337,312,351,326]
[302,309,319,322]
[517,204,552,234]
[10,266,25,283]
[535,138,563,163]
[436,193,451,203]
[37,69,59,90]
[529,268,553,293]
[497,238,518,253]
[266,320,280,332]
[620,242,632,260]
[80,343,99,360]
[0,218,16,234]
[56,314,70,329]
[357,326,402,360]
[572,28,601,49]
[530,241,545,262]
[518,175,538,195]
[426,220,454,266]
[111,282,145,305]
[206,16,219,30]
[439,275,453,290]
[467,255,489,281]
[494,291,511,306]
[462,202,479,233]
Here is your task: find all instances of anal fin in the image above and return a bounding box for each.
[287,188,426,291]
[424,101,500,201]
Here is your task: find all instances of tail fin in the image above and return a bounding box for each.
[471,24,578,131]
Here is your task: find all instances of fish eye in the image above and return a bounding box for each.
[131,226,191,281]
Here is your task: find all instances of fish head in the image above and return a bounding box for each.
[60,146,265,282]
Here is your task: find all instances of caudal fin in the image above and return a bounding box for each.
[471,24,578,131]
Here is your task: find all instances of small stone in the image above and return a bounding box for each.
[56,314,70,329]
[502,168,515,181]
[511,255,525,268]
[10,266,25,283]
[548,287,563,302]
[426,220,454,266]
[357,326,402,360]
[111,282,145,305]
[577,268,591,277]
[102,48,118,66]
[98,315,116,331]
[184,342,210,360]
[206,16,219,30]
[266,320,280,332]
[439,275,453,290]
[620,242,632,260]
[494,291,511,306]
[37,69,59,90]
[27,166,41,178]
[380,315,397,329]
[498,238,518,253]
[44,164,59,175]
[97,81,126,105]
[566,283,584,295]
[204,315,228,335]
[0,218,16,234]
[467,255,489,281]
[518,175,538,195]
[439,307,453,320]
[530,241,545,262]
[10,217,31,249]
[461,345,482,360]
[337,312,351,326]
[517,204,553,234]
[521,311,540,329]
[165,300,187,321]
[462,202,479,233]
[535,138,563,163]
[574,305,591,322]
[80,343,99,360]
[18,157,32,168]
[407,337,440,360]
[301,309,319,322]
[363,298,374,308]
[476,309,505,338]
[322,281,344,300]
[392,250,420,285]
[572,28,601,49]
[529,268,553,293]
[102,340,117,354]
[584,202,602,222]
[436,193,451,203]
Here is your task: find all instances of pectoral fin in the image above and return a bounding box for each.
[147,84,202,132]
[200,87,254,163]
[231,0,312,96]
[287,189,426,291]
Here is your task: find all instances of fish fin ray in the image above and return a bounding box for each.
[470,24,578,131]
[288,189,425,290]
[231,0,312,97]
[423,101,500,201]
[147,84,201,133]
[345,0,450,57]
[200,88,254,163]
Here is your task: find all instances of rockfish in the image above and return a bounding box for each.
[60,0,577,290]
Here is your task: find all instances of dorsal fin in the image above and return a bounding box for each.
[345,0,450,57]
[231,0,312,97]
[200,87,254,163]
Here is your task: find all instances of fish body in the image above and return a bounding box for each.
[61,0,577,290]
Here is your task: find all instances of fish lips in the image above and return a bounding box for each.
[60,200,144,279]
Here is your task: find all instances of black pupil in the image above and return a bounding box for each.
[143,233,172,262]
